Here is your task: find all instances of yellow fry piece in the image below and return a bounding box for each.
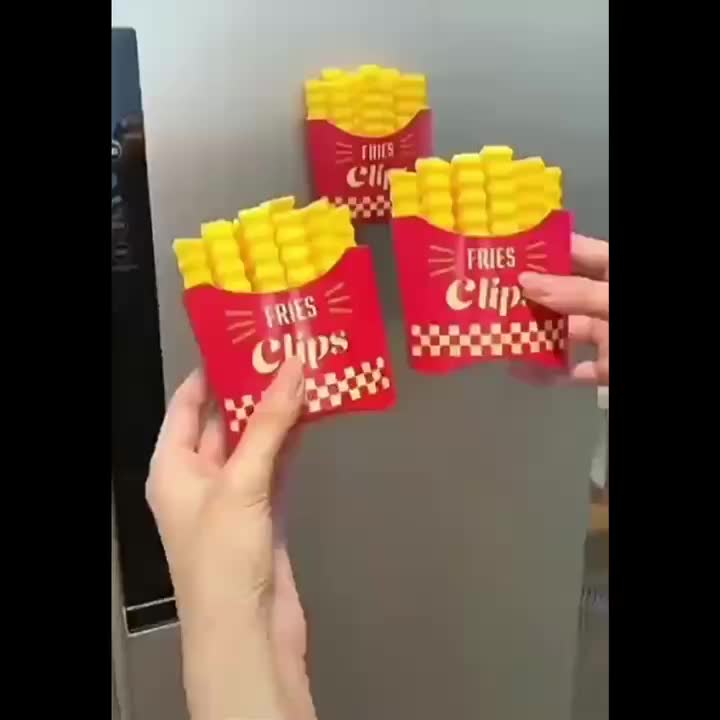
[545,167,563,184]
[279,243,312,266]
[242,240,280,269]
[513,156,546,176]
[358,64,381,77]
[201,220,234,240]
[428,213,455,231]
[396,115,413,130]
[389,169,420,218]
[416,157,449,172]
[479,145,514,163]
[303,197,330,218]
[360,108,395,123]
[286,264,319,288]
[206,238,241,267]
[254,278,288,293]
[237,205,271,225]
[457,223,490,236]
[179,268,213,289]
[173,237,205,255]
[243,223,274,244]
[306,214,332,239]
[490,220,520,236]
[251,261,286,290]
[395,100,426,117]
[330,107,354,124]
[215,260,250,291]
[261,196,295,215]
[334,228,356,248]
[330,205,353,229]
[416,159,451,194]
[276,225,307,247]
[312,247,345,274]
[362,123,395,137]
[218,276,252,292]
[272,209,304,229]
[173,238,212,289]
[451,154,486,187]
[305,79,327,93]
[321,67,346,80]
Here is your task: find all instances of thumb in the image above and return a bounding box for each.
[224,358,305,493]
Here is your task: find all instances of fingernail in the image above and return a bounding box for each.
[265,358,305,405]
[518,272,549,293]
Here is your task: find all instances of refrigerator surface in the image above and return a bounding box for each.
[111,1,608,719]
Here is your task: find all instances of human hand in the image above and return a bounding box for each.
[146,358,316,720]
[517,233,609,386]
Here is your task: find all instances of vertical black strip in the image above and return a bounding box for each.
[112,28,176,627]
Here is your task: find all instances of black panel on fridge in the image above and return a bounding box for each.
[112,28,177,633]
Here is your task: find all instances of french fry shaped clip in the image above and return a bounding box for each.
[305,65,434,224]
[389,146,572,374]
[174,196,396,448]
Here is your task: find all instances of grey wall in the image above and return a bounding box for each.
[111,1,608,718]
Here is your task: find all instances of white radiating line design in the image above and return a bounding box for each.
[226,320,254,330]
[324,281,346,298]
[230,328,256,344]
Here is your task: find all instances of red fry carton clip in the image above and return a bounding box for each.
[305,64,433,224]
[174,196,395,449]
[389,147,572,374]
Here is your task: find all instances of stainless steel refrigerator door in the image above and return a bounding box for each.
[111,1,608,718]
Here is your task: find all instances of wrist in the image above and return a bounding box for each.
[180,604,284,720]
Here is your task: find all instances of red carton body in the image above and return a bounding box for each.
[307,111,433,224]
[184,247,395,449]
[392,211,573,374]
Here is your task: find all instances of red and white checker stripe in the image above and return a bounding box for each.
[223,356,391,434]
[410,318,566,359]
[304,356,390,412]
[223,394,256,434]
[333,195,392,220]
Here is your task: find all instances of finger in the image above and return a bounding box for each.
[519,273,609,321]
[568,315,594,344]
[572,234,609,280]
[225,358,305,489]
[568,315,608,345]
[572,359,609,386]
[154,369,209,457]
[198,408,227,466]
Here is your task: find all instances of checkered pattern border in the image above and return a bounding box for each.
[223,356,391,433]
[410,318,566,359]
[333,194,392,220]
